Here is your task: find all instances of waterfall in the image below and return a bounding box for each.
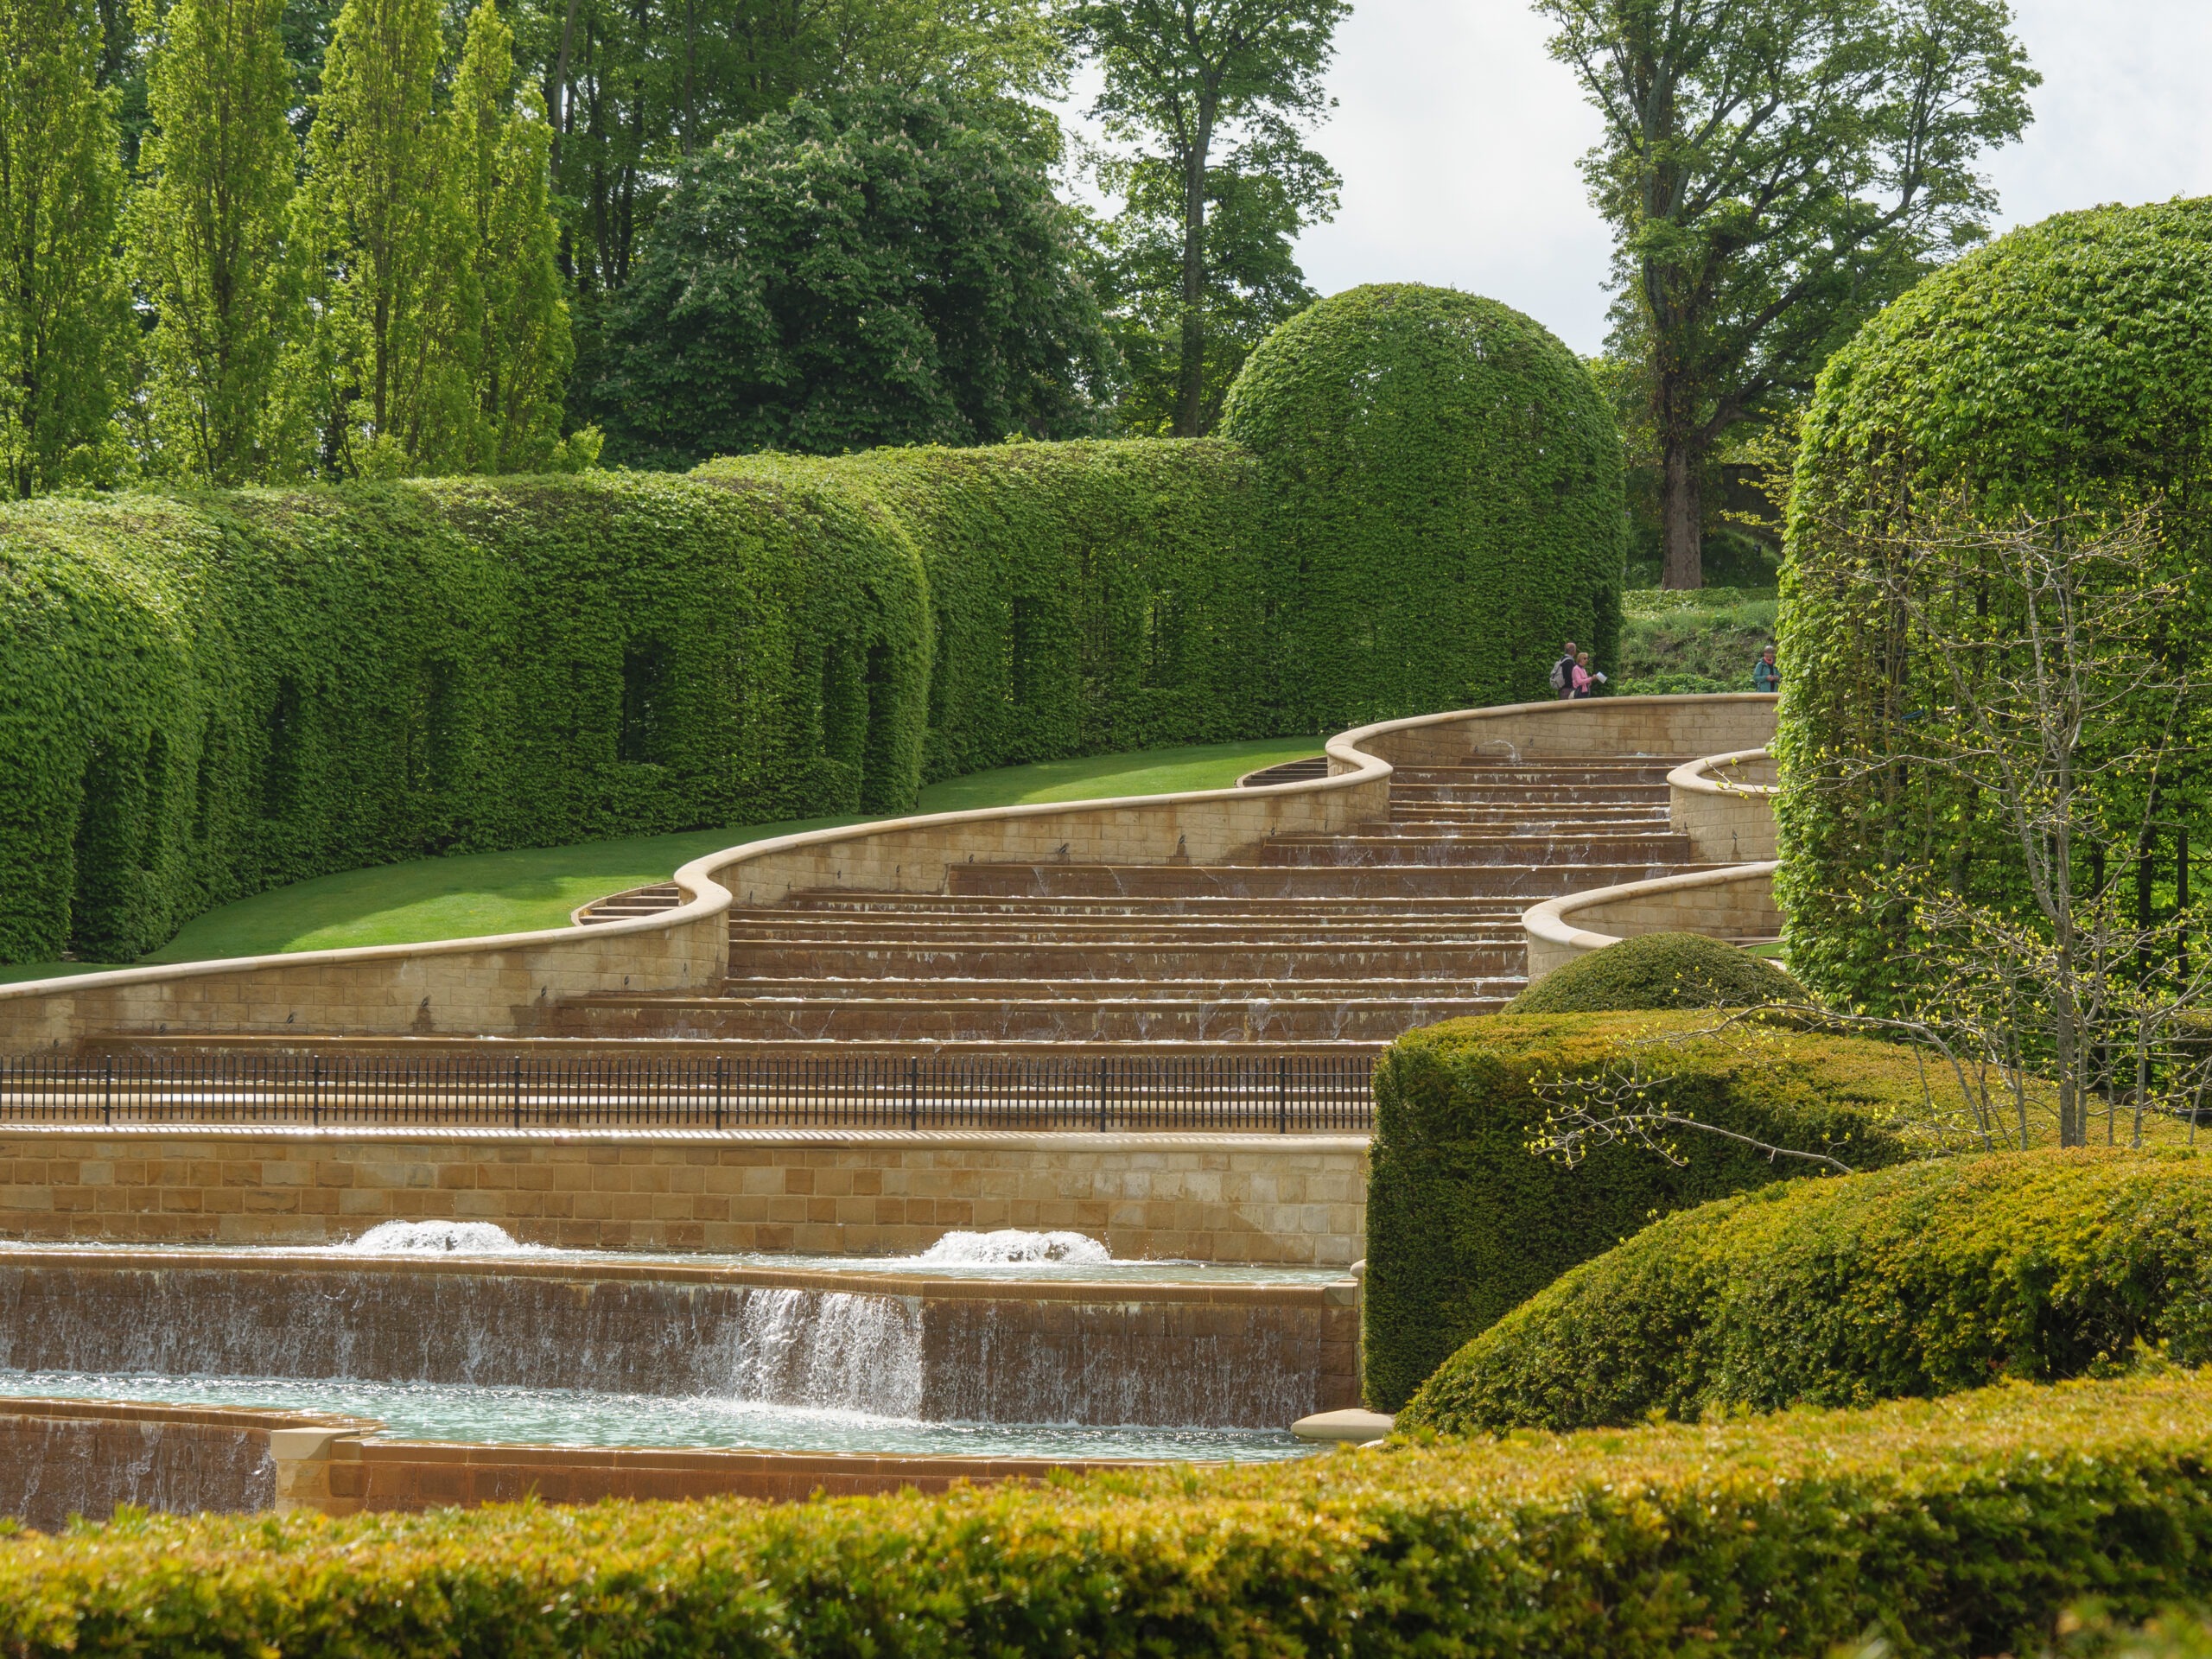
[725,1289,922,1417]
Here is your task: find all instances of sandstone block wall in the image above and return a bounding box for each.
[0,1128,1370,1263]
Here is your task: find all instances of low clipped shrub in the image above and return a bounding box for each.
[1401,1148,2212,1436]
[1503,931,1806,1014]
[1363,1012,1942,1410]
[13,1371,2212,1657]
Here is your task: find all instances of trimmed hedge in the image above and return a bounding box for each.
[0,473,928,963]
[4,283,1628,963]
[1219,283,1624,732]
[1363,1012,1944,1411]
[1777,199,2212,1013]
[1503,931,1808,1014]
[1401,1147,2212,1436]
[15,1372,2212,1656]
[695,441,1273,783]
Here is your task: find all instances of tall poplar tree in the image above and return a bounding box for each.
[130,0,299,481]
[0,0,131,498]
[448,0,572,472]
[292,0,470,474]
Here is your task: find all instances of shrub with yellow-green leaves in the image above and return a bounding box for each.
[14,1371,2212,1657]
[1401,1147,2212,1436]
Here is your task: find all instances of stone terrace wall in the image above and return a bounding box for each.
[0,695,1777,1051]
[0,1127,1370,1263]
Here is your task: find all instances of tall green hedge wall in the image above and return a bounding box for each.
[1363,1011,1937,1412]
[693,441,1272,783]
[1,283,1624,965]
[1776,199,2212,1011]
[1219,283,1625,732]
[0,474,929,963]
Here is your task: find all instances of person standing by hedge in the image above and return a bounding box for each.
[1551,641,1579,699]
[1570,651,1605,699]
[1754,646,1780,693]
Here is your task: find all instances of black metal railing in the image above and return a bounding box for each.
[0,1051,1375,1133]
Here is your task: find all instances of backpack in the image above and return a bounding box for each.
[1549,656,1573,692]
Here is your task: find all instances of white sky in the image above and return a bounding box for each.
[1065,0,2212,359]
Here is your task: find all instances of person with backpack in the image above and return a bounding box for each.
[1550,641,1579,699]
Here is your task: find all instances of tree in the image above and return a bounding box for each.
[590,86,1112,466]
[1542,0,2037,588]
[129,0,300,482]
[1793,498,2212,1149]
[447,0,575,472]
[1067,0,1344,436]
[0,0,132,499]
[290,0,472,474]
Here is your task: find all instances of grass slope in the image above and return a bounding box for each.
[2,738,1322,982]
[1612,587,1778,695]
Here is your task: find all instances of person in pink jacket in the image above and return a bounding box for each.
[1569,650,1605,699]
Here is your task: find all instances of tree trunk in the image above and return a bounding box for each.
[1659,414,1703,590]
[1173,124,1211,437]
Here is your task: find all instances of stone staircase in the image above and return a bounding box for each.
[547,754,1723,1059]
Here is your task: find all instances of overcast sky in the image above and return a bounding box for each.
[1074,0,2212,358]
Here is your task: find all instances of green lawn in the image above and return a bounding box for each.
[2,736,1322,982]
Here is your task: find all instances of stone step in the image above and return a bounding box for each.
[1386,784,1674,805]
[551,995,1506,1043]
[1257,834,1697,868]
[721,976,1517,1001]
[942,861,1724,899]
[726,944,1521,978]
[771,893,1533,919]
[83,1032,1395,1065]
[728,918,1524,944]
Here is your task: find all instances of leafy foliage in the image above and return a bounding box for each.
[127,0,300,483]
[1361,1010,1929,1411]
[1776,200,2212,1020]
[1071,0,1343,441]
[0,0,133,498]
[1503,932,1806,1014]
[1402,1148,2212,1436]
[1545,0,2037,587]
[18,1372,2212,1657]
[0,473,930,963]
[1219,283,1624,732]
[594,88,1113,467]
[698,440,1274,783]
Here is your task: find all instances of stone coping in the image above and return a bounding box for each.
[0,695,1777,1033]
[0,1393,374,1436]
[1522,860,1780,961]
[0,1123,1370,1151]
[1665,747,1776,797]
[0,1246,1360,1306]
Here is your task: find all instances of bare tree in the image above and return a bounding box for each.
[1797,499,2212,1147]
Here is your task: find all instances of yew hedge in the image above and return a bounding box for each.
[1362,1012,1942,1412]
[1401,1147,2212,1437]
[14,1371,2212,1656]
[1776,198,2212,1013]
[4,284,1624,965]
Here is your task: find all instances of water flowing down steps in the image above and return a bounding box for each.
[549,756,1726,1053]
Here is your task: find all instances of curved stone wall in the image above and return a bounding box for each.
[0,696,1779,1052]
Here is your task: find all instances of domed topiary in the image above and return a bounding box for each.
[1218,283,1624,732]
[1399,1148,2212,1437]
[1503,931,1804,1015]
[1776,200,2212,1012]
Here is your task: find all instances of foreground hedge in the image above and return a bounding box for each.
[1402,1147,2212,1436]
[15,1372,2212,1657]
[1363,1012,1946,1411]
